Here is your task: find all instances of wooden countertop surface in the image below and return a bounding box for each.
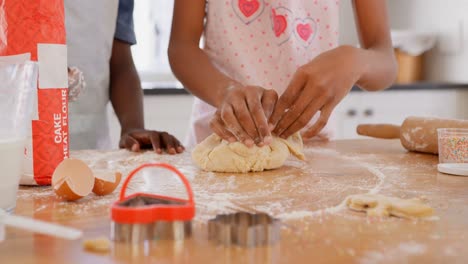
[1,139,467,264]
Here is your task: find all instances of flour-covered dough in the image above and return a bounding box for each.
[346,194,434,219]
[192,133,305,173]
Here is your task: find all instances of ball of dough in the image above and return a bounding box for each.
[192,133,305,173]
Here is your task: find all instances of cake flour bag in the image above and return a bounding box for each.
[0,0,69,185]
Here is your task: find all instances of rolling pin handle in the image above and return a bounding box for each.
[356,124,401,139]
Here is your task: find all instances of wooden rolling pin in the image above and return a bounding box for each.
[357,117,468,154]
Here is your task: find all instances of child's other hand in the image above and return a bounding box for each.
[212,85,278,147]
[269,46,362,139]
[119,129,185,155]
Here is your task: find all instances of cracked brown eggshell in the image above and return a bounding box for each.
[52,158,94,201]
[92,171,122,196]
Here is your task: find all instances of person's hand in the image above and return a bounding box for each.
[119,129,184,154]
[210,85,278,147]
[67,66,86,102]
[269,46,363,139]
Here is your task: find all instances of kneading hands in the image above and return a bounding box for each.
[210,46,366,144]
[209,43,396,146]
[169,0,397,147]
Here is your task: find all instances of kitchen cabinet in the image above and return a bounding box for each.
[333,89,468,139]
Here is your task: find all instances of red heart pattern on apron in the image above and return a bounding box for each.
[270,7,293,45]
[293,17,317,47]
[232,0,265,25]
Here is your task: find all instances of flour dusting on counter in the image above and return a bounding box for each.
[12,140,468,263]
[16,144,426,223]
[360,241,427,264]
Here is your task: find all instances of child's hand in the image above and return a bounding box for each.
[119,129,184,155]
[212,85,278,147]
[269,46,363,139]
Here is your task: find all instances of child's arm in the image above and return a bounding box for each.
[168,0,277,147]
[269,0,397,140]
[110,39,184,154]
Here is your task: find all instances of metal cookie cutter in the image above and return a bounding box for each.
[111,163,195,243]
[208,212,280,247]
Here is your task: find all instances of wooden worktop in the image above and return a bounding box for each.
[1,139,467,264]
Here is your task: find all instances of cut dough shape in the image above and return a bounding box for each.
[192,133,305,173]
[346,194,434,219]
[83,237,111,253]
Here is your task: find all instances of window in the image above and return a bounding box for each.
[131,0,182,89]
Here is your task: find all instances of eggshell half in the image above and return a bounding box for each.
[52,158,94,201]
[92,171,122,196]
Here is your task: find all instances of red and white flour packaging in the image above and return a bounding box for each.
[0,0,69,185]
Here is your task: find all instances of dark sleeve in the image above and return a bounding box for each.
[114,0,137,45]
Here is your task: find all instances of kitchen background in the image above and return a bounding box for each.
[107,0,468,147]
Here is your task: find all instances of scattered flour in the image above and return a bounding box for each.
[304,147,340,156]
[276,201,347,220]
[402,132,429,150]
[444,246,457,257]
[274,147,390,220]
[411,127,423,133]
[355,163,387,195]
[360,241,427,264]
[398,241,427,255]
[17,145,428,233]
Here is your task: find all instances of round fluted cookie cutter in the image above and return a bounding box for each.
[208,211,280,247]
[111,163,195,243]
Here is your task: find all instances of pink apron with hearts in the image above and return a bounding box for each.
[186,0,341,147]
